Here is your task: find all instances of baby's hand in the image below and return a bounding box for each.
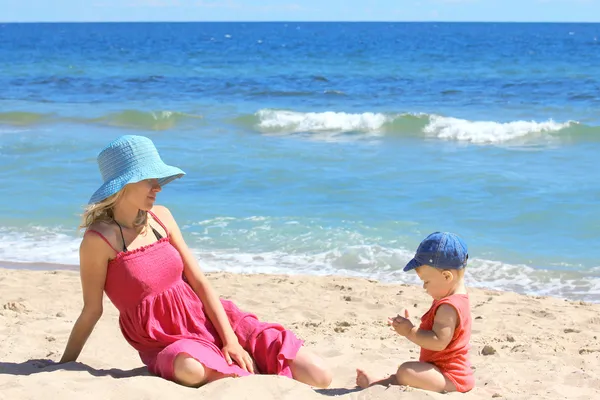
[387,309,414,337]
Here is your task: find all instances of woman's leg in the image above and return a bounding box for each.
[172,353,236,387]
[288,347,332,389]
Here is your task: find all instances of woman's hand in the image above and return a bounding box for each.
[222,341,256,374]
[155,206,258,375]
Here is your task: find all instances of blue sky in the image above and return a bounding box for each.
[2,0,599,22]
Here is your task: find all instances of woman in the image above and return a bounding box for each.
[58,135,332,388]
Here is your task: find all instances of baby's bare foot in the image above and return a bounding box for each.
[355,368,374,389]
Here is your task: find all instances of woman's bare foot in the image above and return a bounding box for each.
[356,368,375,389]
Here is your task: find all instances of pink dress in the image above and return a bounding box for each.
[87,212,303,382]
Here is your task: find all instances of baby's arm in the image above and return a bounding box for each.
[359,305,460,392]
[403,304,458,351]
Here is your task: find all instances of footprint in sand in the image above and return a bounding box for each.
[3,302,29,313]
[518,309,556,320]
[579,348,600,355]
[334,284,352,291]
[302,321,321,328]
[531,309,555,319]
[511,345,527,353]
[334,320,352,333]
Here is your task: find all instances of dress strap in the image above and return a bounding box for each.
[148,210,169,237]
[86,229,121,254]
[113,221,128,252]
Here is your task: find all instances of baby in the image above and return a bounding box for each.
[356,232,475,393]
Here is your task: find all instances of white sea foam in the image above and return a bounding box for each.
[424,115,573,143]
[256,109,391,133]
[254,109,574,144]
[0,227,80,265]
[1,226,597,302]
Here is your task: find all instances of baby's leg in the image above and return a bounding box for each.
[355,368,396,389]
[396,361,456,393]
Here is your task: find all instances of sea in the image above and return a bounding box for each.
[1,22,599,301]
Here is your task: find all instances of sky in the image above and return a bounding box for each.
[1,0,599,23]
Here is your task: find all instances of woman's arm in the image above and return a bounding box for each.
[59,233,109,363]
[154,205,254,373]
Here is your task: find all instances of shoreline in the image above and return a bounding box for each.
[1,260,598,305]
[0,260,79,271]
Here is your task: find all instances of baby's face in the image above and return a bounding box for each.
[415,265,454,300]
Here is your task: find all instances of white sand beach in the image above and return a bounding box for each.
[1,268,599,399]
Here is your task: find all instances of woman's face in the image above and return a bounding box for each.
[120,178,162,211]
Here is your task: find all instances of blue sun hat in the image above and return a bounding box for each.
[88,135,185,204]
[403,232,468,272]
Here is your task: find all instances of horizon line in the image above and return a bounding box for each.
[2,20,600,24]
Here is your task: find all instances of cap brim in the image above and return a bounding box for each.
[403,257,423,272]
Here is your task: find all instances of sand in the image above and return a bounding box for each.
[1,267,599,400]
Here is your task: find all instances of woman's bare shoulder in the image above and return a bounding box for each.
[151,205,176,223]
[151,205,185,238]
[86,220,116,237]
[82,221,119,253]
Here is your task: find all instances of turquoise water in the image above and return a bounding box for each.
[1,22,599,301]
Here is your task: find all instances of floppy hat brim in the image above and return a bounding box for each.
[88,164,185,204]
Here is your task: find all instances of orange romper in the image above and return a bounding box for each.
[419,294,475,392]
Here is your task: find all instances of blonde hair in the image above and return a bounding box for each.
[79,186,148,230]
